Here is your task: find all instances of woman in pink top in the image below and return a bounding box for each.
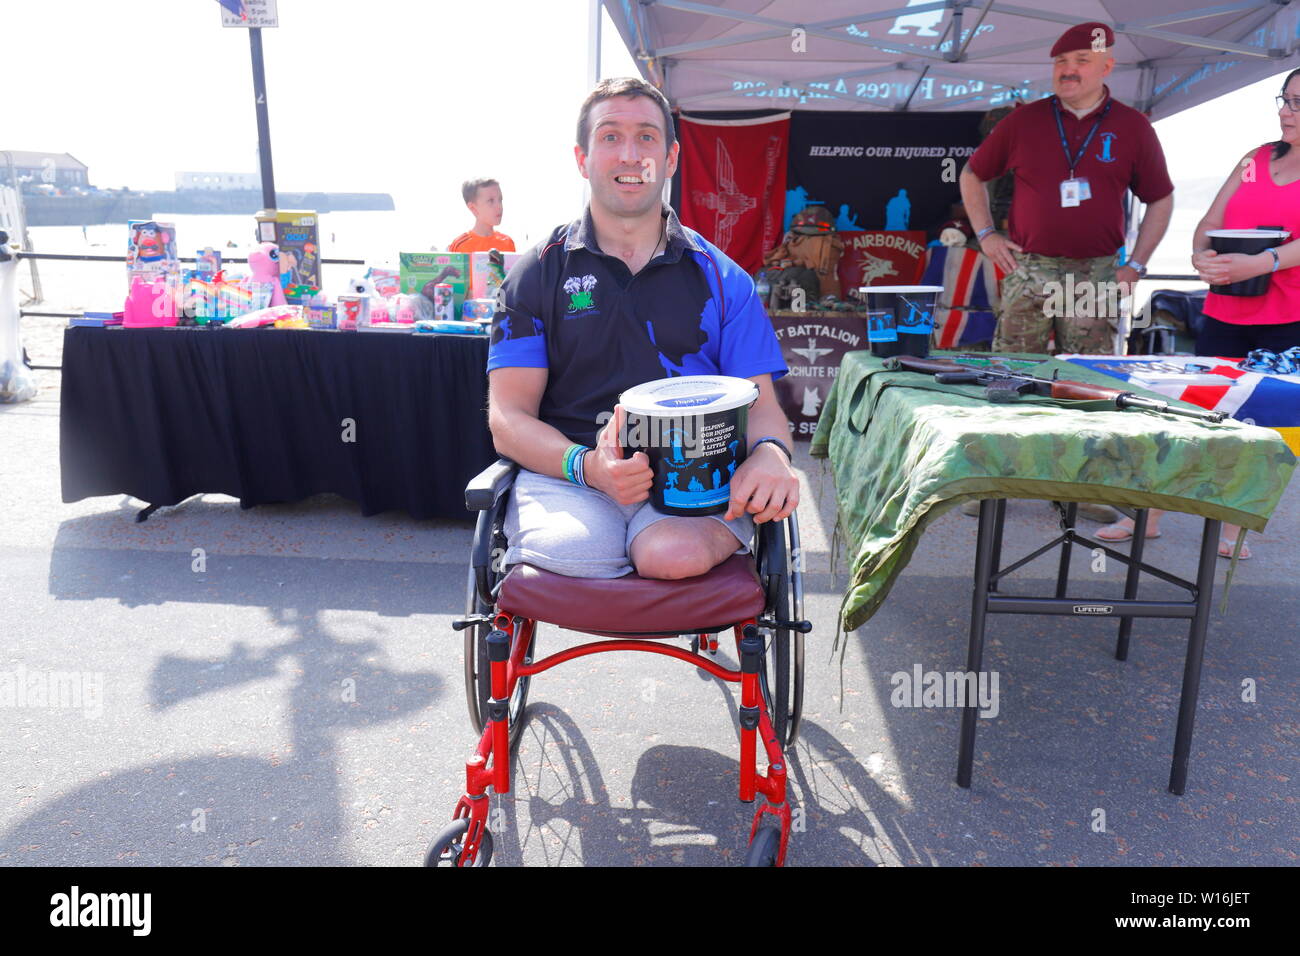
[1098,72,1300,558]
[1192,68,1300,354]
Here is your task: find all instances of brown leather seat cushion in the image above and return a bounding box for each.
[496,554,766,635]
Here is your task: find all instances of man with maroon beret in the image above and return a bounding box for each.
[960,21,1174,355]
[959,22,1175,522]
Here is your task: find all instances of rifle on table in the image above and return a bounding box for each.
[884,356,1226,424]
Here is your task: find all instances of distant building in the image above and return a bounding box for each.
[1,151,89,188]
[176,171,260,191]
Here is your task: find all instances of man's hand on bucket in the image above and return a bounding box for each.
[725,443,799,524]
[588,404,653,505]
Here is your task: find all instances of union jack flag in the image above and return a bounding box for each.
[921,246,1006,349]
[1061,354,1300,455]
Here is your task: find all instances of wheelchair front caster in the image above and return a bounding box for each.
[744,824,782,867]
[425,818,493,868]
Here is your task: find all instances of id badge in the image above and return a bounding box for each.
[1060,179,1081,208]
[1077,177,1091,201]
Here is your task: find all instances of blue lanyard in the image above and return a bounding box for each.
[1052,96,1112,179]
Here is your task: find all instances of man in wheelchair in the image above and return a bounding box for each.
[487,76,798,577]
[430,78,807,868]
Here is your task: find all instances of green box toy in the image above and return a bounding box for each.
[399,252,470,311]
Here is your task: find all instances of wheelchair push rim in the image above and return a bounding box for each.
[755,514,806,750]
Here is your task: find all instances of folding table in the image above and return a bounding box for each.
[811,353,1296,793]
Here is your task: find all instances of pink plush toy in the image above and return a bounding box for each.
[248,242,288,307]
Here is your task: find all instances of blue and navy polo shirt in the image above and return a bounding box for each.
[487,204,787,447]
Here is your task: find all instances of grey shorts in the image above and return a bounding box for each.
[503,469,754,578]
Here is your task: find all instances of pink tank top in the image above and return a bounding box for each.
[1203,144,1300,326]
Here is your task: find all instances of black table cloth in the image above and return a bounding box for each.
[60,327,496,521]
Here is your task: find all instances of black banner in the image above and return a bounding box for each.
[785,111,984,239]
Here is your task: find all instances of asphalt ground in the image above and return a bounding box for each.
[1,373,1296,867]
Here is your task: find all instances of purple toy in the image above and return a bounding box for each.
[248,242,288,307]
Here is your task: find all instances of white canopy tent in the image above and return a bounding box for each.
[598,0,1300,119]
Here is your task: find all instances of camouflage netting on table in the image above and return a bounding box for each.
[811,353,1298,632]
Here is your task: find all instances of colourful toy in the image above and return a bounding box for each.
[346,276,379,298]
[400,252,469,312]
[254,209,321,298]
[229,305,304,329]
[213,273,256,321]
[196,247,222,279]
[284,283,320,301]
[127,220,178,279]
[303,304,337,329]
[183,275,218,322]
[248,242,289,307]
[470,250,522,300]
[431,282,455,323]
[337,295,369,330]
[462,298,495,322]
[123,274,179,328]
[393,294,416,324]
[414,320,484,335]
[345,276,391,322]
[298,242,319,285]
[367,267,400,298]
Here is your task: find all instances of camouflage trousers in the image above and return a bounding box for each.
[993,253,1120,355]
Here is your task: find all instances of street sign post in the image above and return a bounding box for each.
[218,1,279,210]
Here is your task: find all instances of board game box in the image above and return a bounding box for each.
[255,209,320,301]
[469,251,522,301]
[399,252,469,310]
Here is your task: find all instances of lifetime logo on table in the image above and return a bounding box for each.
[1073,604,1115,615]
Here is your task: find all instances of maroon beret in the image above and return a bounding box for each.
[1051,22,1115,57]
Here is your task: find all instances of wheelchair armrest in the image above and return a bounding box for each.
[465,457,519,512]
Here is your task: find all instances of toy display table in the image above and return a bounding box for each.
[60,327,495,521]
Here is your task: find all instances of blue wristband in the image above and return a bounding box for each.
[750,436,792,461]
[573,447,589,488]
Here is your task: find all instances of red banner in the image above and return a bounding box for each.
[679,115,789,274]
[835,231,928,295]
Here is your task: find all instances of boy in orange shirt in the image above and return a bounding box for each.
[449,178,516,253]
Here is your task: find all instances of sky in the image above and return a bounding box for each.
[4,0,641,247]
[3,0,1296,263]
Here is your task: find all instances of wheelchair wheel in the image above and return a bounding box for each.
[756,522,802,750]
[744,824,782,867]
[463,568,534,749]
[425,818,493,867]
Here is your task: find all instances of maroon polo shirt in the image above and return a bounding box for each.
[967,87,1174,259]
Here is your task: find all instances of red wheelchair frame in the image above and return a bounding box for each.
[427,459,810,867]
